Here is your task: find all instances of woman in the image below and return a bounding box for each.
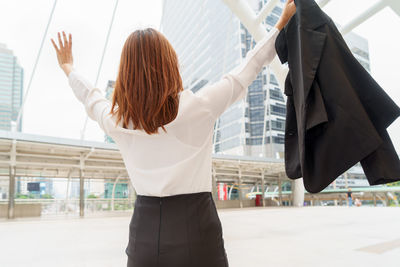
[51,1,296,266]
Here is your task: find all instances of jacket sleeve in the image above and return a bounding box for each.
[275,28,288,64]
[68,70,116,136]
[195,27,280,119]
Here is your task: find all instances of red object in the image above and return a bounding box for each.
[255,194,262,206]
[217,183,228,200]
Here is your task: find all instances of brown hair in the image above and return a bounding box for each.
[109,27,183,135]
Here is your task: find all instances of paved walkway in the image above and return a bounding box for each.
[1,206,399,267]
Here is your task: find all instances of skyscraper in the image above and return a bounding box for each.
[161,0,370,159]
[0,43,23,131]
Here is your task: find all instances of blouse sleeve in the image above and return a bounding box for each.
[68,70,115,136]
[195,27,280,119]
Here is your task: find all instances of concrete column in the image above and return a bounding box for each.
[238,166,243,208]
[385,193,389,207]
[261,169,265,207]
[292,178,305,207]
[111,176,121,211]
[79,169,84,217]
[8,165,16,219]
[65,170,72,214]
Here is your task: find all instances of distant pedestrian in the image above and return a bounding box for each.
[347,188,353,207]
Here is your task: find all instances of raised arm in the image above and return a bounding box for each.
[195,0,296,119]
[51,31,115,136]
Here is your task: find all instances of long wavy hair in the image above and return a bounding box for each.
[108,27,183,135]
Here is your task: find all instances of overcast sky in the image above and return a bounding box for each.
[1,0,399,151]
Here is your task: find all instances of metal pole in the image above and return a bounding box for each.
[212,166,217,202]
[15,0,58,129]
[238,165,243,208]
[278,174,282,206]
[261,169,265,207]
[111,174,123,211]
[79,169,84,217]
[332,179,337,206]
[65,170,72,214]
[80,0,120,140]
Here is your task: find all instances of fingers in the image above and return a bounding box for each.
[68,33,72,48]
[53,31,72,50]
[57,32,63,49]
[62,31,68,48]
[50,38,59,52]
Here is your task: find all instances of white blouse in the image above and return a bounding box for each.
[68,27,279,197]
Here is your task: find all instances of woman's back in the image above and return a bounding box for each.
[67,26,279,197]
[110,89,216,196]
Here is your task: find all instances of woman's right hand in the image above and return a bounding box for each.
[275,0,296,31]
[51,31,74,77]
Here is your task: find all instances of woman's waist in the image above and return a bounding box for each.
[136,191,212,203]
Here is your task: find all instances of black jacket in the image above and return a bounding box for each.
[275,0,400,193]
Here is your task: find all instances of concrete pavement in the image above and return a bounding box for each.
[0,206,399,267]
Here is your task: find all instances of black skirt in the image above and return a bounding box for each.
[125,191,229,267]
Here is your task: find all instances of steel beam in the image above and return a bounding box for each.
[222,0,288,85]
[317,0,331,8]
[340,0,388,35]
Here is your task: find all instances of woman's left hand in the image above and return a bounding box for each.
[51,31,73,76]
[275,0,296,31]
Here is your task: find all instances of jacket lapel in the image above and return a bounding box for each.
[300,28,327,105]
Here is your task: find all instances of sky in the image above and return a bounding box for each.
[1,0,399,151]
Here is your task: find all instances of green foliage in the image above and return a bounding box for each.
[387,181,400,187]
[87,194,99,199]
[41,194,54,199]
[16,193,34,199]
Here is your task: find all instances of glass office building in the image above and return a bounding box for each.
[0,43,23,131]
[161,0,370,159]
[161,0,288,158]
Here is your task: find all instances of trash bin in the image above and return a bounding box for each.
[255,194,262,207]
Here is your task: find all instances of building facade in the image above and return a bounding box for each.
[0,43,23,131]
